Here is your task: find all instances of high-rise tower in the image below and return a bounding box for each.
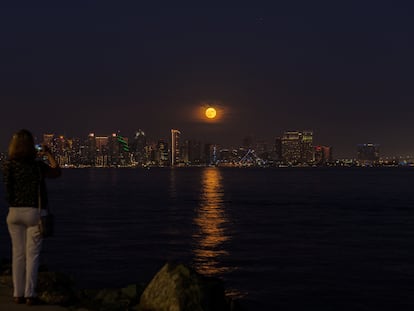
[131,129,147,164]
[357,144,379,165]
[281,130,314,164]
[301,130,314,163]
[281,131,302,163]
[171,129,181,166]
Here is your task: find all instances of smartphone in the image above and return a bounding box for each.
[35,144,43,152]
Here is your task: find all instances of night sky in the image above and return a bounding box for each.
[1,2,414,157]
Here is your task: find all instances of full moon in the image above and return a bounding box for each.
[205,107,217,119]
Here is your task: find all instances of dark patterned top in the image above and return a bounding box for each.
[2,159,50,209]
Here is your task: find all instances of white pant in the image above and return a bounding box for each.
[7,207,43,298]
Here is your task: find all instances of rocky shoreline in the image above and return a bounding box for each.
[0,258,247,311]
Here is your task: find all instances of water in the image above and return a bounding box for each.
[1,167,414,310]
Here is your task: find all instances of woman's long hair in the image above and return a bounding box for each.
[8,129,37,160]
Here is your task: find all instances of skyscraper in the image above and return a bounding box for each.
[85,133,97,165]
[186,140,203,165]
[131,129,147,164]
[95,136,109,167]
[281,131,302,164]
[314,145,333,165]
[274,137,282,161]
[301,130,314,163]
[171,129,181,166]
[108,133,120,166]
[42,133,54,147]
[157,139,169,166]
[357,144,380,165]
[281,130,314,164]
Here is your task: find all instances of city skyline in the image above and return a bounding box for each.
[1,3,414,157]
[0,128,392,158]
[0,126,405,159]
[0,129,390,168]
[1,127,410,161]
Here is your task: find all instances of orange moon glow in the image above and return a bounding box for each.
[205,107,217,119]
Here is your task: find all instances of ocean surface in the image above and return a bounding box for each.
[1,167,414,310]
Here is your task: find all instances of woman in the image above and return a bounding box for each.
[2,129,61,305]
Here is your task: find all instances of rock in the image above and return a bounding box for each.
[0,258,11,275]
[37,271,78,305]
[138,262,229,311]
[122,284,141,301]
[77,283,143,311]
[0,275,12,288]
[0,258,12,288]
[1,259,77,305]
[1,258,247,311]
[93,288,129,311]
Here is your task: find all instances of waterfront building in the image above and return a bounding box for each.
[108,133,120,166]
[186,140,203,165]
[157,139,169,166]
[219,148,231,163]
[95,136,109,152]
[84,133,97,166]
[95,136,109,167]
[204,143,217,166]
[131,129,147,164]
[281,131,302,164]
[117,135,130,166]
[314,145,333,165]
[274,137,282,161]
[42,133,54,148]
[281,130,314,164]
[301,130,314,163]
[357,144,380,166]
[67,137,81,165]
[54,135,71,166]
[171,129,181,166]
[255,140,270,160]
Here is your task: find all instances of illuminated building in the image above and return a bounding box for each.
[171,129,181,166]
[281,131,302,163]
[54,135,71,166]
[66,137,80,165]
[41,133,58,155]
[357,144,380,166]
[95,136,109,167]
[301,130,314,162]
[95,136,108,152]
[281,130,314,164]
[219,149,230,163]
[42,133,54,147]
[108,133,120,166]
[84,133,97,165]
[314,146,333,165]
[204,144,217,166]
[157,139,169,166]
[131,129,147,164]
[186,140,203,165]
[117,135,130,166]
[274,137,282,160]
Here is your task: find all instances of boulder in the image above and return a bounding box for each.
[138,262,229,311]
[0,258,12,288]
[37,271,78,305]
[77,283,144,311]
